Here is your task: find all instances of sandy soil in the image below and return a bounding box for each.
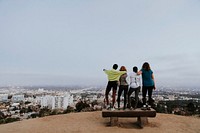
[0,111,199,133]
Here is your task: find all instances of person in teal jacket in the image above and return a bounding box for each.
[138,62,156,106]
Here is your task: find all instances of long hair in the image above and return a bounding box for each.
[120,66,127,71]
[142,62,150,70]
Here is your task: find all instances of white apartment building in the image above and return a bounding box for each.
[37,93,74,110]
[52,96,68,109]
[0,94,8,102]
[37,95,54,109]
[68,95,73,106]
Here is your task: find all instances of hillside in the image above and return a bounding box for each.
[0,111,199,133]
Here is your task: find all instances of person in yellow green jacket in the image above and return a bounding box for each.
[103,64,126,110]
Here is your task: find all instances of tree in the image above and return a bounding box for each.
[25,101,31,104]
[50,109,59,115]
[30,113,39,118]
[20,107,28,114]
[63,106,74,114]
[75,100,90,112]
[187,102,196,114]
[39,107,51,117]
[5,117,20,123]
[91,100,98,107]
[0,111,5,119]
[155,103,165,113]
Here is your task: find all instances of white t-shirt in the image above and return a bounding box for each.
[129,72,142,88]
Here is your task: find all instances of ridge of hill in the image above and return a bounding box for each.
[0,111,199,133]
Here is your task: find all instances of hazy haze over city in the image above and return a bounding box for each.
[0,0,200,88]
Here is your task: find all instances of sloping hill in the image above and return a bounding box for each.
[0,111,199,133]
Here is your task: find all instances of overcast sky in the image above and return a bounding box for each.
[0,0,200,88]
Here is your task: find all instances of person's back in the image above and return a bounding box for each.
[138,62,156,106]
[117,66,128,110]
[141,68,154,87]
[129,71,141,88]
[103,64,126,110]
[127,66,141,109]
[119,73,128,86]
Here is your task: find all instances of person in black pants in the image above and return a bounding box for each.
[127,66,142,109]
[103,64,126,110]
[117,66,128,110]
[138,62,156,106]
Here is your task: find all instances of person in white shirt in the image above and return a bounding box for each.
[127,66,142,109]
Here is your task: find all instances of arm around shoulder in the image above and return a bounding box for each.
[137,70,142,75]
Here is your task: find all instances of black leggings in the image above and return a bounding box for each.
[117,85,128,108]
[142,86,154,105]
[105,81,118,106]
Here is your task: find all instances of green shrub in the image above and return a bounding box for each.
[5,117,20,123]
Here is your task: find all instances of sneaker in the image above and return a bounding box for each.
[111,107,115,111]
[147,105,151,110]
[141,105,147,110]
[106,105,111,110]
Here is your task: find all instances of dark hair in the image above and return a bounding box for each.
[142,62,150,70]
[113,64,118,70]
[133,66,138,73]
[120,66,127,71]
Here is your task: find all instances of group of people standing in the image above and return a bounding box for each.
[103,62,156,110]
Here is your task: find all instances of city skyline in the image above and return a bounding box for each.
[1,1,200,87]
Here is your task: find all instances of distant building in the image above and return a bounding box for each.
[12,94,24,102]
[38,88,44,93]
[36,92,74,110]
[52,96,68,109]
[11,103,20,107]
[68,95,73,106]
[168,95,175,100]
[36,95,54,109]
[52,93,74,109]
[0,94,8,102]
